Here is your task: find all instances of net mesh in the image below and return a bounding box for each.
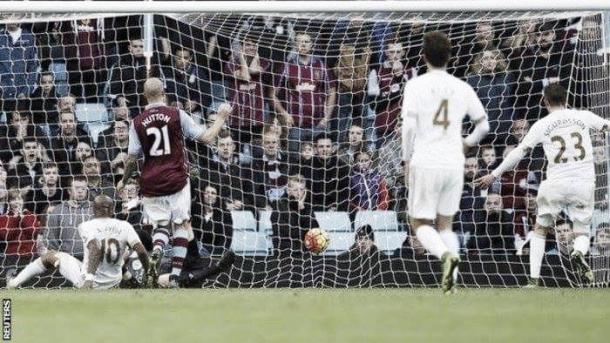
[0,10,608,288]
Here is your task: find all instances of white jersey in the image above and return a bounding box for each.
[78,218,141,286]
[401,69,487,168]
[520,109,610,182]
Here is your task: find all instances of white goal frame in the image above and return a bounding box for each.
[1,1,610,13]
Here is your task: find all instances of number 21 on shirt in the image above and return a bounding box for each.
[146,125,171,156]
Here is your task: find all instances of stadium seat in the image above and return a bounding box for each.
[87,122,110,147]
[258,210,273,233]
[231,211,257,231]
[323,232,354,256]
[315,211,352,232]
[374,232,407,254]
[230,230,270,256]
[354,211,399,231]
[75,103,109,123]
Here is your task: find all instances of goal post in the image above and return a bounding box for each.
[0,2,608,289]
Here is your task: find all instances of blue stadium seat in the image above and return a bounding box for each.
[75,103,109,123]
[323,232,354,256]
[258,210,273,233]
[354,211,399,231]
[230,230,270,256]
[374,232,407,254]
[315,211,352,232]
[231,211,257,231]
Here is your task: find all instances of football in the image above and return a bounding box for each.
[304,228,330,254]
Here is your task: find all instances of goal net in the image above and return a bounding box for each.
[0,9,608,288]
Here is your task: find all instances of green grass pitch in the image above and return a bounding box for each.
[4,288,610,342]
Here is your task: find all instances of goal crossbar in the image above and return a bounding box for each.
[2,1,610,13]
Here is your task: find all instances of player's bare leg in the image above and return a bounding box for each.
[410,217,457,294]
[571,221,594,284]
[437,214,460,293]
[525,224,549,288]
[8,251,83,288]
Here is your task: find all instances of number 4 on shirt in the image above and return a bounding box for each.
[433,99,450,130]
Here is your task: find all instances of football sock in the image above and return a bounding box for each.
[439,230,460,281]
[9,258,47,288]
[171,227,189,276]
[530,232,546,279]
[573,235,590,256]
[415,225,448,260]
[152,226,170,251]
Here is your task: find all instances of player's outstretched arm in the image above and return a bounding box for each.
[476,144,530,188]
[82,239,103,289]
[197,103,233,144]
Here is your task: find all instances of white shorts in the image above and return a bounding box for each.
[408,165,463,220]
[56,252,120,290]
[536,179,594,228]
[142,181,191,225]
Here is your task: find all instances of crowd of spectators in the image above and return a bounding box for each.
[0,14,609,277]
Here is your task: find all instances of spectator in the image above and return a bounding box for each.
[479,145,499,172]
[0,191,40,265]
[498,143,541,210]
[368,42,415,146]
[452,21,499,78]
[288,141,314,177]
[337,225,389,287]
[6,136,45,195]
[226,34,272,147]
[81,155,115,199]
[164,47,210,114]
[466,49,515,143]
[468,193,516,254]
[43,176,92,259]
[301,135,350,211]
[249,130,288,210]
[30,71,59,132]
[0,181,8,215]
[333,42,371,143]
[548,220,573,255]
[337,124,372,165]
[0,107,48,163]
[513,190,538,253]
[376,119,407,213]
[592,200,609,234]
[115,178,145,232]
[0,22,40,111]
[28,162,63,216]
[201,131,253,212]
[49,111,93,182]
[502,20,537,54]
[454,156,486,247]
[273,31,336,152]
[98,104,131,146]
[591,223,610,256]
[513,22,572,121]
[96,119,129,179]
[108,37,155,117]
[190,184,233,256]
[271,174,318,255]
[65,19,105,101]
[349,150,390,214]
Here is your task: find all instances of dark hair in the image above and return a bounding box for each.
[21,136,38,146]
[40,71,54,80]
[315,133,333,144]
[543,83,567,107]
[355,225,375,241]
[423,31,452,68]
[42,162,58,170]
[71,175,88,186]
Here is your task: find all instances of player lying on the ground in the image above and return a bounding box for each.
[401,31,490,294]
[156,250,236,288]
[8,195,150,289]
[477,83,610,287]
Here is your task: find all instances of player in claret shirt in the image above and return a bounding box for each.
[122,77,231,288]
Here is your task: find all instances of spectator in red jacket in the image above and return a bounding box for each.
[0,191,40,260]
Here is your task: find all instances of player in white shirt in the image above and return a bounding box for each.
[401,31,490,294]
[477,84,610,286]
[8,195,150,289]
